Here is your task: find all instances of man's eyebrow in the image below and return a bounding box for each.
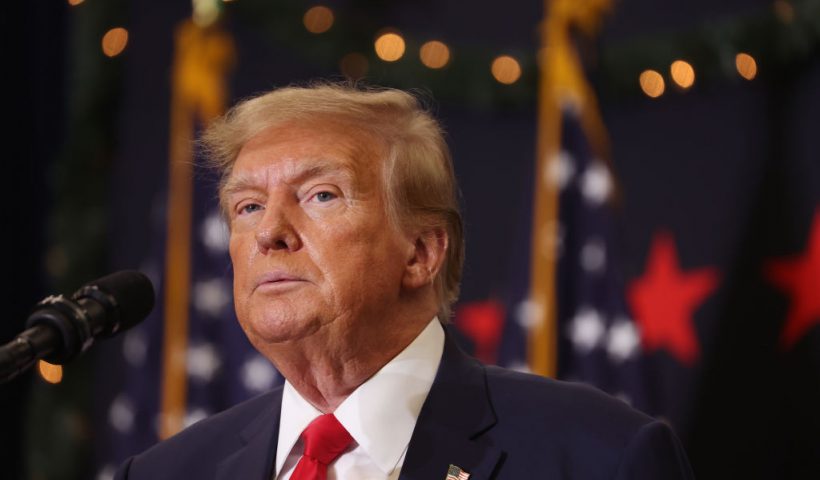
[291,162,357,186]
[222,174,259,197]
[222,161,357,197]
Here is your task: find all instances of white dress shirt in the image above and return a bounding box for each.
[274,318,445,479]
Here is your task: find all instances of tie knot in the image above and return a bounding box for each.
[301,414,354,465]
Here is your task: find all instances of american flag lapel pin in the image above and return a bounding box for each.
[446,464,470,480]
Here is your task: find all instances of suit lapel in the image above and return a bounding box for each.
[216,388,283,480]
[212,331,504,480]
[400,331,503,480]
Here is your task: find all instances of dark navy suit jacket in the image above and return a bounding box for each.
[116,334,694,479]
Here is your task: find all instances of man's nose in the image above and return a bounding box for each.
[254,202,302,253]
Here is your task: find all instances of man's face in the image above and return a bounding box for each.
[225,120,413,350]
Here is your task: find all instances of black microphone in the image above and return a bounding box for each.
[0,270,155,383]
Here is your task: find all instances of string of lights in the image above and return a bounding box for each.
[67,0,820,104]
[597,0,820,100]
[232,0,820,103]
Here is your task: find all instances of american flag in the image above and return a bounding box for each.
[454,110,653,414]
[548,111,651,413]
[446,464,471,480]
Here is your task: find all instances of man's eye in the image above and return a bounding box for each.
[314,191,337,203]
[239,203,263,214]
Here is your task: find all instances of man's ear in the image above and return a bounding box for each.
[403,227,448,290]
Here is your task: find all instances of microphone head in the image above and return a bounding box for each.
[76,270,156,335]
[24,270,156,364]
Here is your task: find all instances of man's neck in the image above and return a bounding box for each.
[264,311,435,412]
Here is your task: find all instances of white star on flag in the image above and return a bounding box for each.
[545,149,576,190]
[240,355,279,393]
[606,318,641,363]
[580,161,612,205]
[580,237,607,273]
[186,343,222,383]
[193,278,232,318]
[201,211,230,253]
[568,307,606,352]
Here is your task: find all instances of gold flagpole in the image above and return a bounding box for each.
[159,0,235,439]
[528,0,611,377]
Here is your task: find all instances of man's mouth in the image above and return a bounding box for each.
[254,271,306,291]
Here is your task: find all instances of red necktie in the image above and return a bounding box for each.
[290,414,353,480]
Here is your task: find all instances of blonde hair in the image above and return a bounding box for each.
[201,82,464,320]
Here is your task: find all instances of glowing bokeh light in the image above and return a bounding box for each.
[670,60,695,89]
[303,6,334,34]
[38,361,63,384]
[491,55,522,85]
[374,32,406,62]
[102,27,129,58]
[419,40,451,69]
[340,52,369,79]
[773,0,795,23]
[68,0,85,6]
[639,70,665,98]
[735,53,758,80]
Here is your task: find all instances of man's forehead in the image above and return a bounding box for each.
[225,121,385,190]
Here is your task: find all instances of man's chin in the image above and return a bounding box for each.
[241,314,323,346]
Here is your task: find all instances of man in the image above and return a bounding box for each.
[116,83,694,479]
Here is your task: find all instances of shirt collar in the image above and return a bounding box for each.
[275,380,323,476]
[274,317,445,476]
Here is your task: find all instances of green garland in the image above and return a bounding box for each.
[230,0,538,109]
[597,0,820,100]
[229,0,820,106]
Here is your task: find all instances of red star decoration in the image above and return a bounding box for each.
[627,232,719,365]
[765,210,820,350]
[455,299,505,364]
